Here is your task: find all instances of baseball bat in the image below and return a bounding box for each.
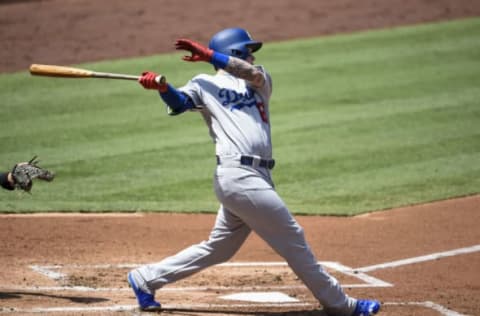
[29,64,166,84]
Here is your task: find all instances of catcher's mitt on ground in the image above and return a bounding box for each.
[11,156,55,192]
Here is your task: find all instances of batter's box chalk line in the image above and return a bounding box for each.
[354,244,480,273]
[27,260,391,292]
[384,301,470,316]
[23,244,480,293]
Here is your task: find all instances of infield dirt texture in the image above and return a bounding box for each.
[1,1,479,315]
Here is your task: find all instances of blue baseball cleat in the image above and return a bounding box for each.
[127,271,161,311]
[352,299,381,316]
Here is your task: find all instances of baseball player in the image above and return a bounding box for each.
[129,28,380,316]
[0,157,54,192]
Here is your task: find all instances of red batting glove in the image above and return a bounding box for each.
[175,39,213,62]
[138,71,167,91]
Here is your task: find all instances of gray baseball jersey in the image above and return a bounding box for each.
[131,66,357,315]
[180,66,273,160]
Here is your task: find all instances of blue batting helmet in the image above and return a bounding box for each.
[208,28,262,60]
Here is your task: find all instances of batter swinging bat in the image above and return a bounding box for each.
[29,64,166,84]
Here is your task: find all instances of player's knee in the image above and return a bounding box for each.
[208,246,237,264]
[205,239,242,264]
[269,225,308,257]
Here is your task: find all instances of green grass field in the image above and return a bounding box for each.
[1,18,479,214]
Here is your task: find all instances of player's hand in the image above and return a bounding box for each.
[139,71,162,90]
[175,39,213,63]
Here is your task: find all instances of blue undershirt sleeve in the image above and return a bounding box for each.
[210,52,229,69]
[159,84,195,116]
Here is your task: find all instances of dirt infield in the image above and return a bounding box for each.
[1,0,480,315]
[1,196,479,315]
[1,0,480,73]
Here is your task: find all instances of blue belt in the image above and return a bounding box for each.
[216,155,275,170]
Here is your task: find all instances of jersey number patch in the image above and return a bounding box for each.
[256,102,268,123]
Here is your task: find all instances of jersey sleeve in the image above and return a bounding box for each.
[163,75,207,116]
[178,75,207,108]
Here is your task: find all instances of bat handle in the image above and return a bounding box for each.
[155,75,166,85]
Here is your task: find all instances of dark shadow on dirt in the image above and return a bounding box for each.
[163,307,328,315]
[0,291,109,304]
[0,0,40,5]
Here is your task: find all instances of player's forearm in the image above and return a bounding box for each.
[211,52,265,87]
[225,57,265,87]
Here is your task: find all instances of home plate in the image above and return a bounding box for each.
[219,291,300,303]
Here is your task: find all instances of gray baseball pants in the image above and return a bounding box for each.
[132,163,356,315]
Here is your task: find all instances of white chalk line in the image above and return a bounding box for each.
[0,303,315,314]
[322,262,392,287]
[0,305,137,314]
[28,260,390,291]
[0,301,469,315]
[29,265,65,281]
[0,282,380,294]
[385,301,470,316]
[30,261,340,269]
[0,212,144,218]
[10,246,477,315]
[355,244,480,273]
[27,262,314,282]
